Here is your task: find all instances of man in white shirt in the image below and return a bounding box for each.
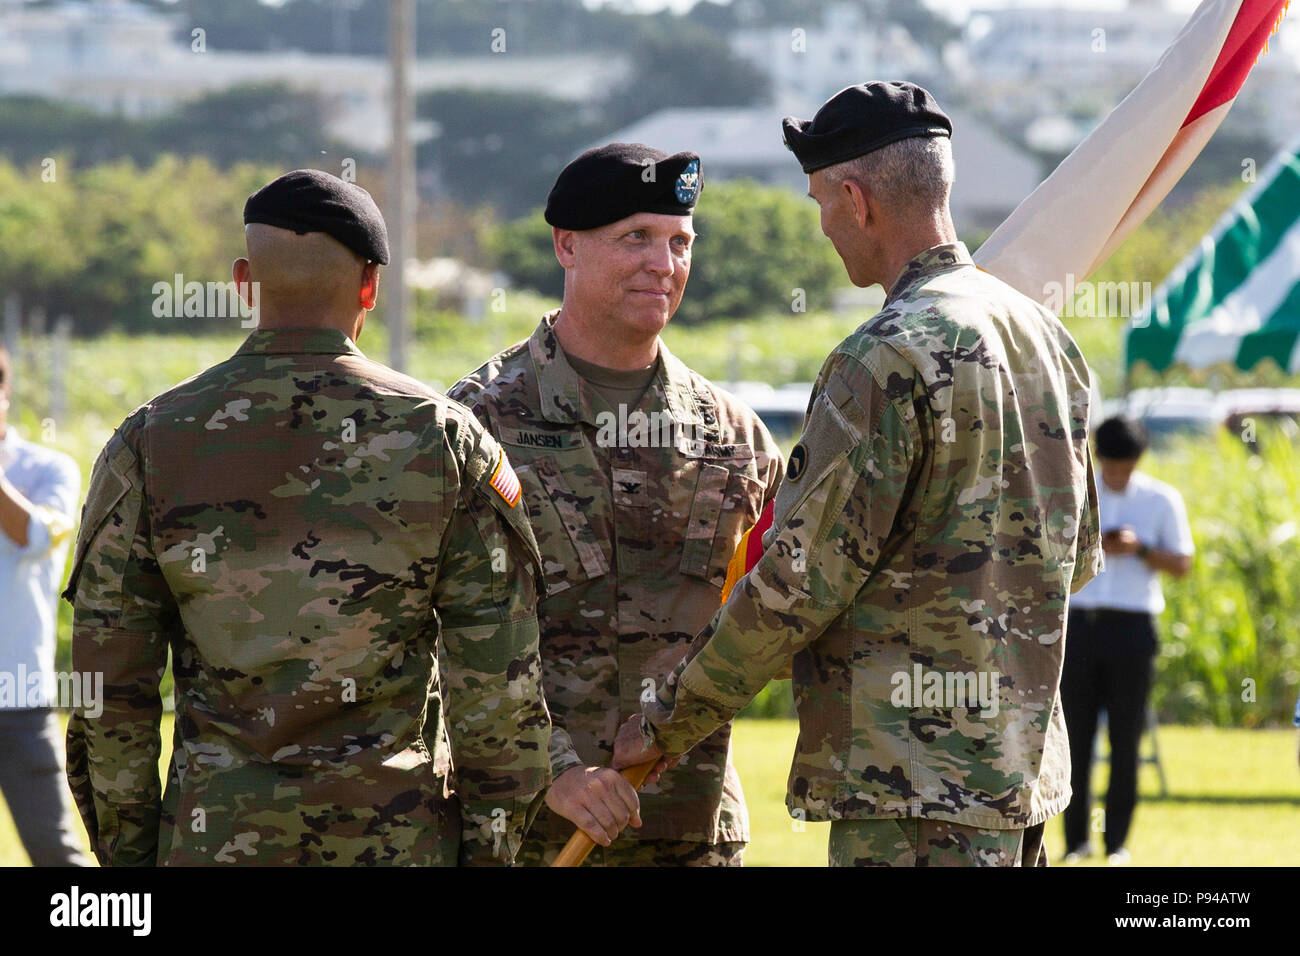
[1061,415,1193,866]
[0,346,88,866]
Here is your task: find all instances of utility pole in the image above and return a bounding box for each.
[388,0,415,373]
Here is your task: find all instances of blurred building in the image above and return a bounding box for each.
[958,0,1300,152]
[729,3,942,105]
[599,103,1042,235]
[0,0,628,150]
[964,1,1185,89]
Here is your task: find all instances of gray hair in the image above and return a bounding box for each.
[823,135,954,217]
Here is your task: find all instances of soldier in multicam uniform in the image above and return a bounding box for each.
[451,145,782,866]
[64,170,552,866]
[616,83,1104,867]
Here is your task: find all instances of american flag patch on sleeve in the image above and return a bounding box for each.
[489,449,522,507]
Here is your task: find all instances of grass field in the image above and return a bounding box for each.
[3,716,1296,867]
[731,720,1300,867]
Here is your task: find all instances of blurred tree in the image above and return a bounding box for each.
[679,178,842,324]
[148,85,344,167]
[0,156,276,334]
[0,97,138,167]
[602,26,769,128]
[420,88,602,218]
[483,209,563,301]
[0,86,354,170]
[136,0,710,56]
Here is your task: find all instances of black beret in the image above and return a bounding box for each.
[545,143,702,230]
[782,81,952,174]
[244,169,390,264]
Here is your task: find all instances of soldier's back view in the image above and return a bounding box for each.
[64,170,551,866]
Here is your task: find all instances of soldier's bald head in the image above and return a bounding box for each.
[242,223,375,323]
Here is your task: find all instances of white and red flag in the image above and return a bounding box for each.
[974,0,1292,301]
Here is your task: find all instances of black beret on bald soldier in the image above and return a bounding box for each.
[244,169,391,264]
[545,143,702,230]
[782,81,952,174]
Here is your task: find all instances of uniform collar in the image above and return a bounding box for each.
[234,327,365,357]
[884,240,974,307]
[528,310,709,428]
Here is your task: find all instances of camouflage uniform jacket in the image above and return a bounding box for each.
[64,328,552,866]
[643,243,1104,830]
[451,313,782,843]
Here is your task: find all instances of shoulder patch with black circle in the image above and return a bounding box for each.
[787,442,807,481]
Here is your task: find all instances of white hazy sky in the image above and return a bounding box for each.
[583,0,1208,19]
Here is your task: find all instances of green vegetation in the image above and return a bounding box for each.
[3,717,1294,866]
[0,156,279,334]
[420,89,606,219]
[1146,429,1300,727]
[0,85,351,171]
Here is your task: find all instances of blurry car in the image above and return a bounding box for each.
[1115,387,1220,445]
[1103,387,1300,449]
[720,381,813,446]
[1217,388,1300,450]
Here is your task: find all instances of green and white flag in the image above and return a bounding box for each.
[1125,137,1300,375]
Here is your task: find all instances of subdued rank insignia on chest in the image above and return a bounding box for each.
[675,159,700,203]
[489,449,522,507]
[787,442,807,481]
[613,468,649,507]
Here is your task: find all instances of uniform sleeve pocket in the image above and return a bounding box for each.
[63,436,139,610]
[773,392,859,533]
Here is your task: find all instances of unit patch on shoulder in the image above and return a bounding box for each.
[489,449,522,507]
[787,442,807,481]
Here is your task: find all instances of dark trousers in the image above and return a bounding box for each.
[1060,608,1157,855]
[0,709,90,866]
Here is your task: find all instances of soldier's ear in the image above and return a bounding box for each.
[553,227,579,269]
[232,258,255,309]
[841,178,871,230]
[360,262,381,311]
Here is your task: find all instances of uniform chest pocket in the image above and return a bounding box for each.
[678,460,765,590]
[516,455,609,596]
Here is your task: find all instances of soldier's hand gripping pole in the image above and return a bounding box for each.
[549,759,660,867]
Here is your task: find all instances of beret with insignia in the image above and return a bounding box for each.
[244,169,390,264]
[781,81,952,174]
[545,143,702,230]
